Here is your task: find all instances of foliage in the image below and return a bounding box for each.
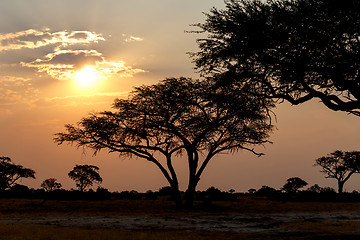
[307,184,323,194]
[205,186,223,201]
[41,178,62,191]
[248,188,256,194]
[255,185,279,196]
[282,177,308,193]
[0,157,35,191]
[158,186,173,196]
[55,77,273,207]
[192,0,360,116]
[314,150,360,193]
[68,165,102,192]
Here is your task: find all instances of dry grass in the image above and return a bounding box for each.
[3,222,360,240]
[0,223,282,240]
[2,197,360,218]
[2,197,360,239]
[223,197,360,213]
[0,198,178,218]
[284,220,360,234]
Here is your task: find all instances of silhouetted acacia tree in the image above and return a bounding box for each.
[41,178,62,191]
[282,177,308,193]
[55,77,273,208]
[68,165,102,192]
[0,157,35,191]
[314,150,360,193]
[192,0,360,116]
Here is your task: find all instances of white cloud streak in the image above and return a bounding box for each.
[122,34,144,43]
[0,29,105,52]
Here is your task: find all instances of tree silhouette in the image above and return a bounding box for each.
[314,150,360,193]
[282,177,308,193]
[192,0,360,116]
[68,165,102,192]
[41,178,62,191]
[55,77,273,207]
[0,156,35,191]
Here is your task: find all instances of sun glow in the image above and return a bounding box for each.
[74,66,100,87]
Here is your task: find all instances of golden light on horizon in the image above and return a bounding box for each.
[74,66,101,88]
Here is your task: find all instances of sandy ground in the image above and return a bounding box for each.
[1,211,360,234]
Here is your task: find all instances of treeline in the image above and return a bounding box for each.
[2,184,360,203]
[3,153,360,204]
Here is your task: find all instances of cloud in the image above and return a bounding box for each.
[0,29,105,52]
[0,74,129,109]
[1,28,146,83]
[122,34,144,43]
[21,49,103,80]
[34,91,129,107]
[21,49,146,81]
[0,76,38,106]
[14,119,62,128]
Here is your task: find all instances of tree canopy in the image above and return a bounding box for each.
[68,165,102,192]
[41,178,62,191]
[192,0,360,116]
[0,156,36,191]
[281,177,308,193]
[55,77,273,207]
[314,150,360,193]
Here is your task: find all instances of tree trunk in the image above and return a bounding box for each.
[170,183,183,209]
[185,177,199,208]
[185,187,195,208]
[338,180,344,194]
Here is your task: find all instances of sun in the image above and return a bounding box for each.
[74,66,100,87]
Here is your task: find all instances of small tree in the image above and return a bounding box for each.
[68,165,102,192]
[248,188,256,194]
[55,77,273,208]
[256,185,278,196]
[307,184,323,194]
[314,150,360,193]
[41,178,62,191]
[0,156,35,191]
[282,177,308,193]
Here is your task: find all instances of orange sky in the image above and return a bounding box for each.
[1,0,360,193]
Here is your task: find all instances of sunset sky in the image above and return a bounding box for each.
[1,0,360,193]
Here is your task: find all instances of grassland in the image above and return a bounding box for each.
[1,197,360,239]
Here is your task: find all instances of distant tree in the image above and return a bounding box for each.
[0,157,35,191]
[248,188,256,194]
[55,77,273,208]
[158,186,173,196]
[256,185,278,196]
[205,186,224,201]
[307,184,323,194]
[314,150,360,193]
[41,178,62,191]
[282,177,308,193]
[10,184,31,195]
[192,0,360,116]
[321,187,337,195]
[68,165,102,192]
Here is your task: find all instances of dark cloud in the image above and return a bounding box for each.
[17,33,52,44]
[68,32,89,40]
[42,51,103,68]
